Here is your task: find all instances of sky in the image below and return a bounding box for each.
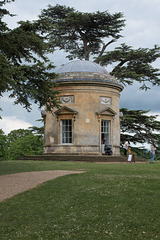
[1,0,160,134]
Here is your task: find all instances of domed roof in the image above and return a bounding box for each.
[54,60,123,91]
[56,60,108,74]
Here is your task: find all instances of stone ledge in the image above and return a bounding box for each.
[18,155,146,162]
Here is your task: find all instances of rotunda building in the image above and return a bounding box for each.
[42,60,123,155]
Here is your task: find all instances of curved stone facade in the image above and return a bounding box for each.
[43,60,123,155]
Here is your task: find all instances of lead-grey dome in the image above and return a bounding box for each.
[56,60,108,74]
[54,60,122,89]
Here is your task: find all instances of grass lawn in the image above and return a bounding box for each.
[0,160,160,240]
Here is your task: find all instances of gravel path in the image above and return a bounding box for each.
[0,170,85,202]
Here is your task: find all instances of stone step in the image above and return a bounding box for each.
[18,155,145,162]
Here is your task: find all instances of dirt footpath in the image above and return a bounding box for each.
[0,170,85,202]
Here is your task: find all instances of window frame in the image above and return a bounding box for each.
[61,119,73,144]
[101,120,110,145]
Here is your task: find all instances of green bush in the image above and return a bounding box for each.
[0,129,8,161]
[8,134,43,160]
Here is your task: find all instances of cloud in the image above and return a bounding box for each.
[1,92,42,128]
[4,0,52,28]
[120,82,160,114]
[0,116,32,135]
[147,112,160,121]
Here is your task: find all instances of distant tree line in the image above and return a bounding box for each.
[120,109,160,159]
[0,127,43,160]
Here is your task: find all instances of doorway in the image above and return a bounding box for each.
[101,120,110,154]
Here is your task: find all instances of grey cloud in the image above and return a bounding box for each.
[120,83,160,112]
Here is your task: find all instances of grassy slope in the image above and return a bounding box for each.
[0,161,160,240]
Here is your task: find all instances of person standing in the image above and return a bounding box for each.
[102,137,106,144]
[150,145,156,163]
[123,141,130,156]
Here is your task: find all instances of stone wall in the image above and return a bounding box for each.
[43,78,122,156]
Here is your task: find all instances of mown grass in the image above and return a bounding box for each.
[0,160,160,240]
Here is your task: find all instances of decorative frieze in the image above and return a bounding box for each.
[60,95,74,103]
[100,97,111,105]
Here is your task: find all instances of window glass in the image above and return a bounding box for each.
[101,120,110,145]
[61,119,72,144]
